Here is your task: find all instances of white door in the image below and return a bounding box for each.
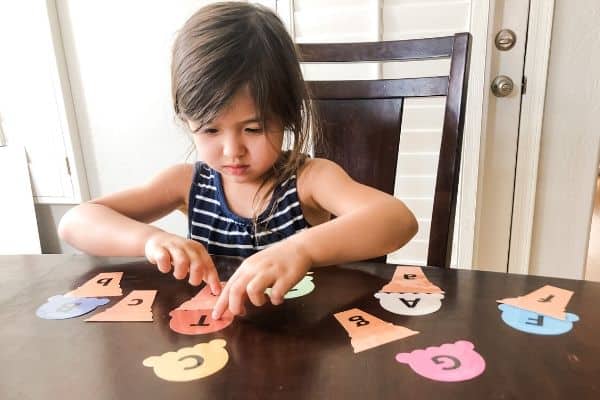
[474,0,531,272]
[277,0,535,270]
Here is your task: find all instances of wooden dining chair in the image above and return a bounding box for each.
[297,33,471,268]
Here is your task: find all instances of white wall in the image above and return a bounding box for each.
[528,0,600,279]
[39,1,215,253]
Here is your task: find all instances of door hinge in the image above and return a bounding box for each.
[521,75,527,95]
[65,157,71,176]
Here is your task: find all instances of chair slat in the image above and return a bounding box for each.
[298,36,454,63]
[307,77,448,100]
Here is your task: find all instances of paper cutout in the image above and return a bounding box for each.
[381,267,444,294]
[65,272,123,297]
[265,272,315,300]
[86,290,156,322]
[375,292,445,316]
[143,339,229,382]
[169,309,234,335]
[177,283,225,310]
[334,308,419,353]
[283,273,315,299]
[498,304,579,335]
[497,285,574,320]
[36,295,110,319]
[396,340,486,382]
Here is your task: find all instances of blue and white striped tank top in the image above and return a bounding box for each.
[187,162,310,258]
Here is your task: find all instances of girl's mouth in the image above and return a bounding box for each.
[223,165,249,175]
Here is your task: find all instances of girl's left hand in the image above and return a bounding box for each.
[212,239,312,319]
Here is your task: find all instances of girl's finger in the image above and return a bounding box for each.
[196,247,221,295]
[269,275,297,306]
[212,283,231,320]
[226,276,250,316]
[204,264,222,295]
[153,247,172,274]
[169,246,190,280]
[246,274,273,307]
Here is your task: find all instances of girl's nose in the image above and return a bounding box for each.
[222,133,246,158]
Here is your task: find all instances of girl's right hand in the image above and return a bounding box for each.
[144,231,221,295]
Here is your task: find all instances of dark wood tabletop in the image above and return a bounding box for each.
[1,255,599,400]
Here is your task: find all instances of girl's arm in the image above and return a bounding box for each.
[58,164,221,292]
[290,158,418,266]
[212,158,418,318]
[59,164,192,255]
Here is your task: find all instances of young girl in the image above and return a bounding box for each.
[58,2,418,320]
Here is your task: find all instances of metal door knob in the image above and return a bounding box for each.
[491,75,514,97]
[495,29,516,51]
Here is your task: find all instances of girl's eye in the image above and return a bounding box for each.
[199,128,218,135]
[245,127,263,134]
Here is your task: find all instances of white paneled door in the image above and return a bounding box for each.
[277,0,535,270]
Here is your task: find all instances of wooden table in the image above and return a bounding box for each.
[1,255,599,399]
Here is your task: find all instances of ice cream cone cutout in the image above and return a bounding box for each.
[381,267,443,294]
[65,272,123,297]
[334,308,419,353]
[86,290,156,322]
[497,285,573,320]
[176,283,225,311]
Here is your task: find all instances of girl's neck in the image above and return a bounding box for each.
[220,173,276,220]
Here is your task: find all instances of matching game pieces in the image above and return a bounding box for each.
[36,272,126,320]
[334,308,419,353]
[380,267,444,294]
[375,267,445,316]
[36,266,580,384]
[169,283,234,335]
[36,295,109,319]
[143,339,229,382]
[65,272,124,297]
[497,285,580,335]
[396,341,486,382]
[375,292,445,316]
[86,290,157,322]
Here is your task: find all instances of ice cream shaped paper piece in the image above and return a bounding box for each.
[36,295,110,319]
[65,272,123,297]
[375,292,445,316]
[396,340,486,382]
[282,273,315,299]
[176,283,225,311]
[169,309,234,335]
[381,267,444,294]
[86,290,156,322]
[265,272,315,300]
[497,285,573,320]
[143,339,229,382]
[169,284,233,334]
[334,308,419,353]
[498,304,579,335]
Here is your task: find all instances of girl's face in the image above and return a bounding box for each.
[187,86,284,186]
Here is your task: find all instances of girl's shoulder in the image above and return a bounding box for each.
[297,157,349,204]
[297,157,347,183]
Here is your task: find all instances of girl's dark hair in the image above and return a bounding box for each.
[171,2,319,213]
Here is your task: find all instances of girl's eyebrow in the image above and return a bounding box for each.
[240,116,260,124]
[194,116,261,131]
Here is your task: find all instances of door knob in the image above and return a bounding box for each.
[491,75,514,97]
[495,29,516,51]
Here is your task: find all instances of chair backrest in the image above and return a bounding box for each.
[298,33,471,268]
